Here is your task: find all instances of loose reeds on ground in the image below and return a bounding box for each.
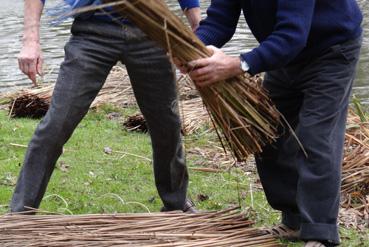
[0,208,281,247]
[72,0,282,161]
[123,114,148,133]
[341,109,369,220]
[8,93,50,119]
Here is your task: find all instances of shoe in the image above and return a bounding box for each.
[182,199,198,213]
[264,223,300,241]
[304,241,326,247]
[160,198,198,213]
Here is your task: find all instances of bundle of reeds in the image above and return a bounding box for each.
[9,93,50,118]
[0,208,281,246]
[123,114,148,133]
[70,0,281,161]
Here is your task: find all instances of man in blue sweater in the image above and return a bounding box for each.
[11,0,200,214]
[180,0,363,246]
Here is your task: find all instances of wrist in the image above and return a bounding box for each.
[184,7,201,19]
[22,35,40,44]
[231,56,244,76]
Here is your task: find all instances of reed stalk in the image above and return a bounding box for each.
[0,208,281,246]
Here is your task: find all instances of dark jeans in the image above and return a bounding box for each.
[255,37,362,244]
[10,19,188,212]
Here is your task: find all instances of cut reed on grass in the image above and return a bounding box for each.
[0,208,281,246]
[66,0,282,161]
[341,109,369,216]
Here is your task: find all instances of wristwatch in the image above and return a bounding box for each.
[239,55,250,73]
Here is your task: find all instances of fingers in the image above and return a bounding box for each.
[28,62,38,86]
[18,58,24,75]
[189,65,220,88]
[188,66,212,81]
[18,57,38,85]
[18,43,42,86]
[37,56,43,76]
[188,58,211,70]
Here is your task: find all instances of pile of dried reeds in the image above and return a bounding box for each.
[8,93,50,118]
[341,109,369,217]
[0,208,281,247]
[123,114,148,133]
[70,0,282,161]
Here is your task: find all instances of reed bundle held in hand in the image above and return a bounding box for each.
[79,0,281,160]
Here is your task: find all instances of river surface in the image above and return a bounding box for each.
[0,0,368,103]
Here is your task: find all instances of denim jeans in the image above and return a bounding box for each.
[11,19,188,212]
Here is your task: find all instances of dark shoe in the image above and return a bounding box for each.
[160,199,198,213]
[182,199,198,213]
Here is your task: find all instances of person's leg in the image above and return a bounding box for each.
[10,20,121,212]
[121,25,188,210]
[255,69,304,230]
[294,37,362,245]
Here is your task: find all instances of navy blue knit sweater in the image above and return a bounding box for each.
[196,0,363,75]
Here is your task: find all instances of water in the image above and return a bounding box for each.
[0,0,368,103]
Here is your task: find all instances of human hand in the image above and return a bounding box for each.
[18,41,43,86]
[184,7,201,32]
[187,46,244,87]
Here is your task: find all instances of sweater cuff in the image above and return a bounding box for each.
[241,51,264,76]
[179,0,200,10]
[196,30,213,46]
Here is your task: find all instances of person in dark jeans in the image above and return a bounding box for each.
[11,0,201,214]
[176,0,363,246]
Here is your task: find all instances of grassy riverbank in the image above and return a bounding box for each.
[0,106,367,246]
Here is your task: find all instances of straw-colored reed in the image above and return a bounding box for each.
[0,208,281,246]
[341,109,369,216]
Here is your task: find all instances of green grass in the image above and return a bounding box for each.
[0,106,368,246]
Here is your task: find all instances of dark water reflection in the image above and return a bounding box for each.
[0,0,368,104]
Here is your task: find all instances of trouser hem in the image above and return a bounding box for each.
[300,223,340,245]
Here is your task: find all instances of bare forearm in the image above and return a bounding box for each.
[19,0,44,85]
[184,7,201,31]
[23,0,44,43]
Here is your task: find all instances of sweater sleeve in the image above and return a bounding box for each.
[195,0,241,48]
[242,0,316,75]
[178,0,200,10]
